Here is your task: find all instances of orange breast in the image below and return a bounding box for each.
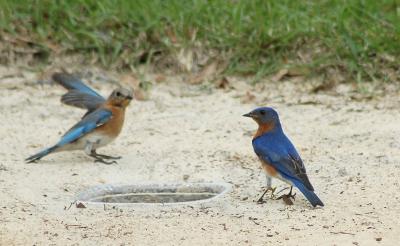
[97,105,125,138]
[254,122,274,139]
[260,158,278,177]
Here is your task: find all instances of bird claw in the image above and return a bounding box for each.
[90,150,121,160]
[270,187,277,199]
[96,154,121,160]
[94,158,117,165]
[256,187,277,204]
[256,196,267,204]
[90,151,120,164]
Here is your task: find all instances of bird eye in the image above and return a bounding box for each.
[116,92,121,97]
[260,110,266,115]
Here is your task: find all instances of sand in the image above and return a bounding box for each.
[0,66,399,245]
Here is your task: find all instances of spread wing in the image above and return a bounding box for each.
[253,134,314,191]
[52,73,105,112]
[56,108,112,147]
[61,91,105,112]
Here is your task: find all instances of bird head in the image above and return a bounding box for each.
[107,87,133,108]
[243,107,280,126]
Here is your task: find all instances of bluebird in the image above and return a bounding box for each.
[26,73,133,164]
[243,107,324,207]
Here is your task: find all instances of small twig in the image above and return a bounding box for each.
[65,224,88,229]
[248,217,260,225]
[355,213,379,219]
[65,200,77,210]
[330,231,355,236]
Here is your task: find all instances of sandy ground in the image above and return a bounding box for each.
[0,66,400,245]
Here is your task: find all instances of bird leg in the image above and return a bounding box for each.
[90,150,118,165]
[276,186,296,205]
[257,187,277,204]
[257,176,276,204]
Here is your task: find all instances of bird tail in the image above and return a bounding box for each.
[25,146,58,163]
[293,179,324,207]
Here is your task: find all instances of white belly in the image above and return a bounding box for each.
[58,132,116,152]
[263,169,293,186]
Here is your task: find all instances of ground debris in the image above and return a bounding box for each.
[76,202,86,209]
[0,164,7,171]
[65,224,89,230]
[329,231,355,236]
[248,217,260,225]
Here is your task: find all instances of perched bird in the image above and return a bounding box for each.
[243,107,324,207]
[26,73,133,164]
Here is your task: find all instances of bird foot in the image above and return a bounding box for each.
[90,151,120,164]
[94,158,117,165]
[256,199,266,204]
[256,187,277,204]
[94,154,121,160]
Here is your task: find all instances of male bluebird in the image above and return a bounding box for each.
[243,107,324,207]
[26,73,133,165]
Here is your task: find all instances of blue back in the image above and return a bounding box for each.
[252,128,313,191]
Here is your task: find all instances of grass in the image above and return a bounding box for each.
[0,0,398,83]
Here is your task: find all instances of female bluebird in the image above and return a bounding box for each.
[26,73,133,164]
[243,107,324,207]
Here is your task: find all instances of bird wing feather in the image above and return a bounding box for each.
[52,73,105,112]
[253,134,314,191]
[56,108,112,147]
[61,90,105,112]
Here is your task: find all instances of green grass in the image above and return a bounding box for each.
[0,0,398,83]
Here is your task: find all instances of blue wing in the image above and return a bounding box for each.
[26,108,112,163]
[52,73,105,112]
[252,132,314,191]
[252,132,324,207]
[61,91,105,112]
[52,73,103,98]
[56,108,112,147]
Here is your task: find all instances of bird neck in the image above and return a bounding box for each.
[254,121,282,139]
[104,99,128,109]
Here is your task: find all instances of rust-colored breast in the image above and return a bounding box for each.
[254,122,274,139]
[97,105,125,138]
[260,158,278,177]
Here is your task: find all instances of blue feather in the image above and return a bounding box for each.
[52,73,104,99]
[26,109,112,163]
[25,146,57,163]
[292,179,324,207]
[57,109,112,146]
[253,127,322,206]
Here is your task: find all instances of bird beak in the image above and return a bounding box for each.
[243,112,253,118]
[127,95,133,100]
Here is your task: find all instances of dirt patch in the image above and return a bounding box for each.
[1,66,399,245]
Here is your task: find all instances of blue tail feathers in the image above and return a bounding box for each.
[293,179,324,207]
[25,146,58,163]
